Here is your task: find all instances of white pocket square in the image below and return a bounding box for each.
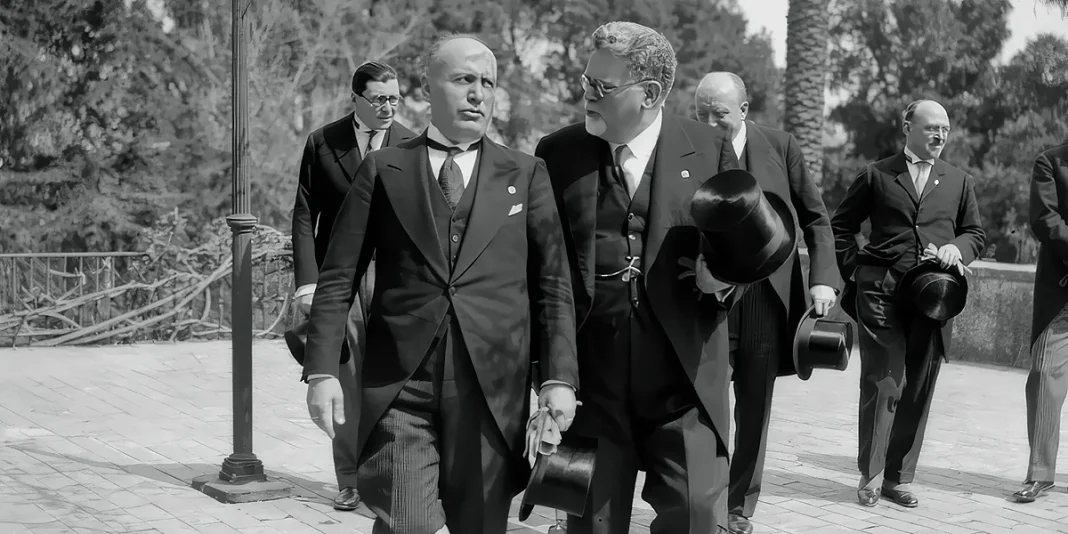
[508,203,523,216]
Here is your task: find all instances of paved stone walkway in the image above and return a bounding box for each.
[0,340,1065,533]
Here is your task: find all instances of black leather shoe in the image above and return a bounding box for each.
[880,487,918,508]
[728,513,754,534]
[857,488,879,507]
[1011,481,1055,503]
[333,486,360,511]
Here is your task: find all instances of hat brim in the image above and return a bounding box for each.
[896,259,969,322]
[518,434,598,522]
[701,192,798,285]
[792,304,819,381]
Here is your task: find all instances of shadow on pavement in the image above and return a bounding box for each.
[793,451,1027,502]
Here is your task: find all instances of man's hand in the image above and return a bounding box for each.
[695,253,733,295]
[934,243,962,270]
[922,243,970,276]
[297,293,314,316]
[538,384,577,432]
[810,284,836,317]
[307,377,345,439]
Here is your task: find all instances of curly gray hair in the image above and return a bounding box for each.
[591,22,677,99]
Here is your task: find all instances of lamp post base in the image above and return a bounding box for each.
[193,467,292,504]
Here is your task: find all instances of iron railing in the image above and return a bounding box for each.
[0,251,298,346]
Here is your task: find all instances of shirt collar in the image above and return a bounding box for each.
[904,146,934,165]
[353,116,385,135]
[426,123,480,152]
[732,121,748,158]
[609,109,663,161]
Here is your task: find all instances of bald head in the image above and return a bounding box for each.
[694,72,749,139]
[903,99,951,160]
[421,34,498,144]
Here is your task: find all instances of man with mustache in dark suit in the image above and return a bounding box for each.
[535,21,744,534]
[302,34,579,534]
[291,60,415,511]
[831,99,985,509]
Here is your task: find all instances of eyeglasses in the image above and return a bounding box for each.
[359,93,401,108]
[580,74,648,100]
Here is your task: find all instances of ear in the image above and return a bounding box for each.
[902,121,910,137]
[420,74,430,98]
[740,101,750,120]
[642,81,664,109]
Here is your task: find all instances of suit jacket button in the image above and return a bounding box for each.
[449,287,457,295]
[452,234,460,243]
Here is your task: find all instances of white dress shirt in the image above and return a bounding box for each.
[903,146,934,195]
[732,121,748,159]
[427,124,479,186]
[609,110,663,196]
[354,119,386,155]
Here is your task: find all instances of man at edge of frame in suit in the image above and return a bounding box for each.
[290,60,415,511]
[1013,141,1068,504]
[302,34,580,534]
[535,21,746,534]
[694,71,839,534]
[830,99,985,510]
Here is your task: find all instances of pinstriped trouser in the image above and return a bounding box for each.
[357,324,514,534]
[1025,304,1068,482]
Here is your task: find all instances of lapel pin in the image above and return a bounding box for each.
[507,186,516,194]
[681,170,690,179]
[934,180,939,185]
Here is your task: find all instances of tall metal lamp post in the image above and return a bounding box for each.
[193,0,292,503]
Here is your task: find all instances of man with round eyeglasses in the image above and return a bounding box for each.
[536,20,743,534]
[290,60,415,512]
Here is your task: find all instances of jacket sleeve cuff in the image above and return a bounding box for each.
[539,380,575,392]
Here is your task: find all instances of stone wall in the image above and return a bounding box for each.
[799,251,1036,370]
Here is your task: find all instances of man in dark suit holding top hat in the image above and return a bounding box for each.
[535,21,755,534]
[693,71,839,534]
[830,99,985,509]
[302,34,579,533]
[290,60,415,510]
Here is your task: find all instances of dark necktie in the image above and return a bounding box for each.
[427,138,471,209]
[365,130,379,156]
[613,144,631,196]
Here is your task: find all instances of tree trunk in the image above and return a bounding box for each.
[783,0,830,186]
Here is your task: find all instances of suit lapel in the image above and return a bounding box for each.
[325,112,363,183]
[645,115,702,281]
[919,159,947,203]
[889,153,919,203]
[452,138,519,280]
[744,122,781,195]
[378,133,448,282]
[559,136,605,317]
[384,121,416,148]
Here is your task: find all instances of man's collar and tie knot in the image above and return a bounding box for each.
[426,136,482,155]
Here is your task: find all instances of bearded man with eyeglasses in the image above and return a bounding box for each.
[290,60,415,512]
[534,21,744,534]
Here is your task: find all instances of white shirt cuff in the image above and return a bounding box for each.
[295,284,316,298]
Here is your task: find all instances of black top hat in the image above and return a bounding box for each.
[690,169,798,285]
[517,433,598,522]
[283,320,350,367]
[793,304,855,381]
[896,260,969,323]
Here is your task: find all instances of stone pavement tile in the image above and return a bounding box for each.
[0,523,32,534]
[0,503,56,524]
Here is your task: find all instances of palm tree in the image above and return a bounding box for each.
[1039,0,1068,15]
[782,0,830,186]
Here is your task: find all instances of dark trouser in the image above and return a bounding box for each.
[855,265,943,487]
[333,269,374,489]
[1025,303,1068,482]
[356,320,513,534]
[727,281,784,518]
[567,275,728,534]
